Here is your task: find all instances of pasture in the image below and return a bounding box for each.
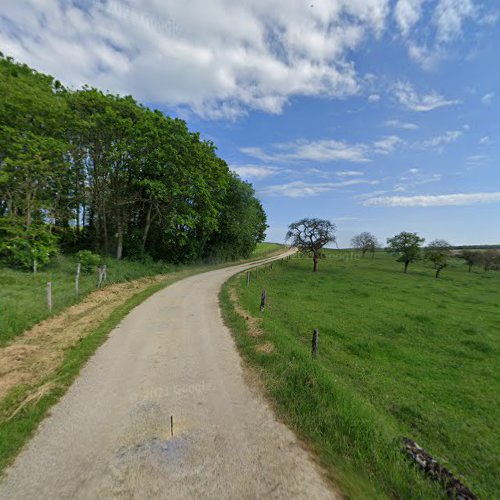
[222,250,499,498]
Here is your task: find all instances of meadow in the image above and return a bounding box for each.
[221,250,499,499]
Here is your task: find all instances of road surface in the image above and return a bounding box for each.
[0,252,338,499]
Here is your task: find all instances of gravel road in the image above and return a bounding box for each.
[0,252,339,499]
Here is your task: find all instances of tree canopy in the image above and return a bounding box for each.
[0,54,267,267]
[286,218,336,272]
[386,231,425,274]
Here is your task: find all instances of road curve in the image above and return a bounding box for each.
[0,251,338,500]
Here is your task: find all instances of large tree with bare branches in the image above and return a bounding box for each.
[286,218,336,272]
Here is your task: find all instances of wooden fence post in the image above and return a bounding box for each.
[97,264,107,289]
[47,282,52,312]
[33,259,37,275]
[312,329,319,358]
[75,263,81,297]
[260,289,267,313]
[247,271,251,286]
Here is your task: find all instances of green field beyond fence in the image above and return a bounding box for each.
[222,250,499,499]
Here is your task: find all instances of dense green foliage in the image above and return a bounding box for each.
[0,54,266,267]
[387,231,425,273]
[223,251,499,498]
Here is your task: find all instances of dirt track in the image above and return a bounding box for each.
[0,252,339,499]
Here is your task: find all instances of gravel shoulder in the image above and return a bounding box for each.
[0,251,340,499]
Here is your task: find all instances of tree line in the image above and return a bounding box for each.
[285,218,499,276]
[0,54,267,268]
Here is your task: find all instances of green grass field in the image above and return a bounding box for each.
[0,242,283,346]
[221,250,499,499]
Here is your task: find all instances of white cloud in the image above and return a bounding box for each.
[261,179,378,198]
[421,130,462,148]
[407,42,443,70]
[335,171,364,177]
[241,139,370,163]
[368,93,381,102]
[481,92,494,104]
[408,168,420,174]
[478,135,491,145]
[231,165,281,180]
[394,0,425,37]
[466,154,488,165]
[385,119,419,130]
[373,135,403,154]
[394,81,460,111]
[434,0,476,43]
[0,0,393,119]
[363,191,500,207]
[395,0,481,70]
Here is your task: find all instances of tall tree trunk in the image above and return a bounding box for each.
[313,255,318,272]
[116,227,123,260]
[102,201,109,253]
[404,261,409,273]
[435,268,441,278]
[142,201,153,251]
[468,264,472,272]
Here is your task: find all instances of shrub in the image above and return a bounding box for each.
[0,220,59,270]
[77,250,101,273]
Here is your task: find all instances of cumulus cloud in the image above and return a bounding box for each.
[363,191,500,207]
[260,179,378,198]
[394,81,460,111]
[0,0,394,119]
[478,135,491,145]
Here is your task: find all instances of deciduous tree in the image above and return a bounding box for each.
[425,239,451,278]
[351,232,378,257]
[286,218,336,272]
[386,231,425,273]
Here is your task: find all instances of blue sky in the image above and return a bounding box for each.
[1,0,499,246]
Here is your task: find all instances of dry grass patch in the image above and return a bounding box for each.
[0,275,167,402]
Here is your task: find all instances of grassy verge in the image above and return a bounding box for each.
[220,251,499,498]
[0,243,285,474]
[0,243,285,346]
